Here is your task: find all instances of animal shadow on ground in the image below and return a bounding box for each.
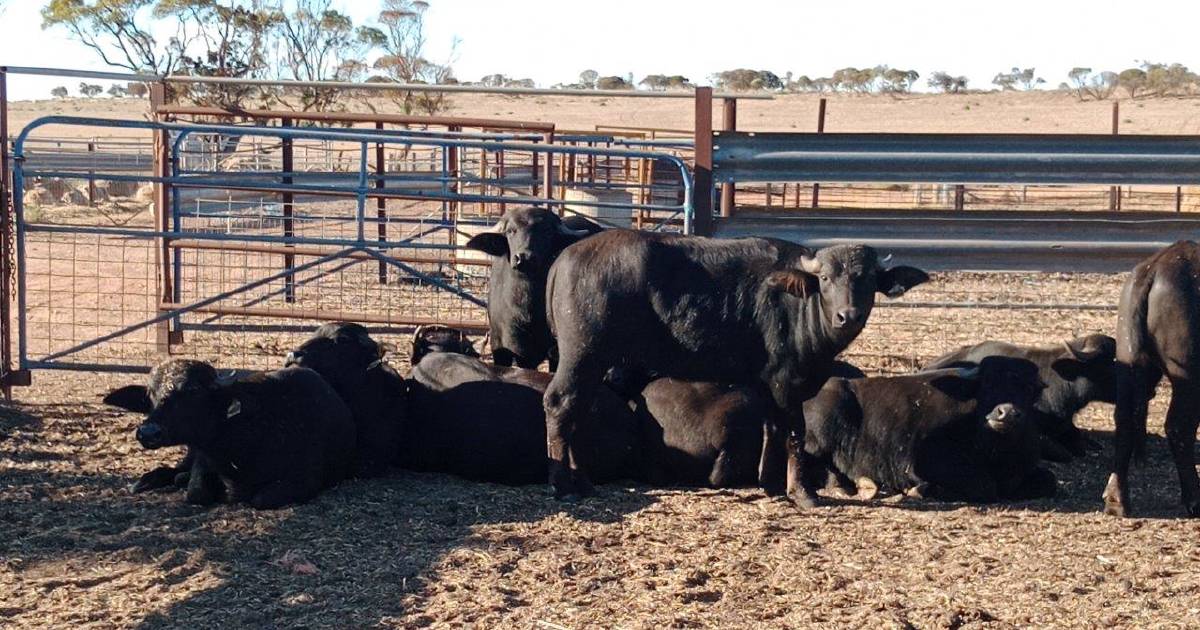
[0,397,657,628]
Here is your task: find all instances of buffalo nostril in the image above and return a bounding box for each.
[136,424,164,447]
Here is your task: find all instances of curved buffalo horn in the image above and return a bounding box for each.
[799,255,822,274]
[412,324,431,345]
[557,221,592,238]
[880,253,894,264]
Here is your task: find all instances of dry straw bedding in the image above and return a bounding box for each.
[3,272,1200,628]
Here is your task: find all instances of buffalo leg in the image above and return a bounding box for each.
[250,477,320,510]
[543,356,602,499]
[758,415,787,496]
[185,456,225,506]
[1005,466,1057,500]
[1164,383,1200,517]
[1104,363,1158,517]
[492,348,516,367]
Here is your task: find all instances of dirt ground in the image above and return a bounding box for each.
[4,271,1200,628]
[9,89,1200,138]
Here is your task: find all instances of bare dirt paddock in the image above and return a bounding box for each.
[4,271,1200,629]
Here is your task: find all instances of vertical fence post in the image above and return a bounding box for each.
[86,141,96,206]
[811,97,826,208]
[720,97,737,217]
[281,118,296,302]
[1177,186,1183,213]
[0,67,12,399]
[542,130,554,208]
[150,82,177,354]
[1110,101,1120,211]
[692,87,714,236]
[954,185,966,211]
[374,121,388,284]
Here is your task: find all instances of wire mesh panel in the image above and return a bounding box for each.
[9,116,692,376]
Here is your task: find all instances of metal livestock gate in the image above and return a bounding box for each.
[0,115,692,392]
[691,86,1200,272]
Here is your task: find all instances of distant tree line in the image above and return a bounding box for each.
[41,0,459,113]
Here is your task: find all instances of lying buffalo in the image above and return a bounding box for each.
[104,360,355,509]
[466,206,602,369]
[804,358,1056,503]
[406,350,640,485]
[410,324,479,366]
[924,333,1116,461]
[625,362,866,489]
[285,322,407,477]
[1105,241,1200,517]
[543,230,928,506]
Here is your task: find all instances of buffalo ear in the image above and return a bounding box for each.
[877,265,929,298]
[1062,334,1116,364]
[927,367,981,401]
[465,232,509,257]
[765,270,818,299]
[103,385,152,414]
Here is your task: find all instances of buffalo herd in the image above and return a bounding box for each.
[102,208,1200,518]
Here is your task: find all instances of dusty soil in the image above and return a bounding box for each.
[4,271,1200,629]
[10,90,1200,137]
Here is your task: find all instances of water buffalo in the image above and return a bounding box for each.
[410,324,479,366]
[804,359,1056,503]
[103,360,355,509]
[285,322,406,478]
[924,334,1117,461]
[543,231,928,506]
[624,362,867,489]
[466,206,602,369]
[405,350,640,486]
[1105,241,1200,517]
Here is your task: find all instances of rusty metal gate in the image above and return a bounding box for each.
[1,115,691,387]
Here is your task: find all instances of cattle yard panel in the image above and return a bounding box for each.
[700,120,1200,273]
[4,116,691,385]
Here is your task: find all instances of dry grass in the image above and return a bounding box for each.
[4,271,1200,628]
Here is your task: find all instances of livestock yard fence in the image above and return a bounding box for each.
[3,70,1200,398]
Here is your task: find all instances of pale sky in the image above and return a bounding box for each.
[1,0,1198,100]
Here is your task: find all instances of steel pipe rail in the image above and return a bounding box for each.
[715,209,1200,273]
[712,132,1200,186]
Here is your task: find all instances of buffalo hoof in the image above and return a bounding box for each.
[572,473,597,498]
[549,463,576,500]
[131,466,181,493]
[788,488,819,509]
[1184,500,1200,518]
[1102,474,1130,517]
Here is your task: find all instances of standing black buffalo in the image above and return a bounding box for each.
[405,349,640,486]
[1105,241,1200,517]
[285,322,407,478]
[466,206,602,369]
[104,360,355,509]
[542,231,928,506]
[924,334,1117,461]
[804,359,1056,503]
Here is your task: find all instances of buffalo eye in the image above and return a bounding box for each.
[820,275,830,283]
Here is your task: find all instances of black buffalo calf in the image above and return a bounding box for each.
[104,360,356,509]
[410,324,479,366]
[924,333,1117,461]
[627,362,866,490]
[466,206,601,369]
[406,351,639,485]
[285,322,406,477]
[804,359,1055,503]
